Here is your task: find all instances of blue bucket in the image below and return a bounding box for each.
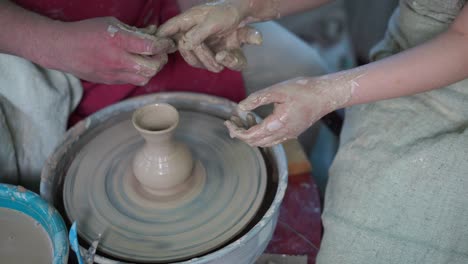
[0,184,69,264]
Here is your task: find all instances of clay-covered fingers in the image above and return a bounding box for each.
[114,72,150,86]
[180,20,222,50]
[224,120,247,139]
[252,115,295,147]
[225,113,286,146]
[246,113,258,128]
[172,32,223,72]
[171,8,240,50]
[229,115,246,128]
[139,24,158,35]
[133,54,168,75]
[157,10,203,38]
[123,34,175,55]
[255,136,289,148]
[227,113,257,129]
[158,14,260,72]
[122,53,168,84]
[215,49,246,71]
[157,7,228,50]
[179,47,203,69]
[178,42,223,72]
[193,44,223,72]
[113,24,176,55]
[119,23,159,35]
[225,98,292,147]
[157,3,243,50]
[180,4,244,50]
[236,26,263,46]
[213,26,262,71]
[238,88,285,111]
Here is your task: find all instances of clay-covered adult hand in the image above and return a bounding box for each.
[225,73,362,147]
[40,17,176,85]
[163,25,262,72]
[157,0,275,72]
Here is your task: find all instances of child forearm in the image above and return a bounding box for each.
[224,2,468,147]
[346,28,468,107]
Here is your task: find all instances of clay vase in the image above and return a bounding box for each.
[131,103,194,195]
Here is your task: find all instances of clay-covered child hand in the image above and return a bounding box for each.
[157,0,276,72]
[225,71,363,147]
[37,17,176,85]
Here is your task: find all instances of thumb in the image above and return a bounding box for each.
[237,26,263,45]
[239,88,284,111]
[139,24,158,35]
[157,12,197,37]
[182,22,218,50]
[215,49,247,71]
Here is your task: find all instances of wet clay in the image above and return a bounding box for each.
[63,109,267,262]
[132,104,196,195]
[0,208,53,264]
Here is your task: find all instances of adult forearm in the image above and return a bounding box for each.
[177,0,332,18]
[276,0,332,17]
[344,28,468,107]
[177,0,206,11]
[0,1,60,66]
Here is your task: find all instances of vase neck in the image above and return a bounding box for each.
[140,131,175,150]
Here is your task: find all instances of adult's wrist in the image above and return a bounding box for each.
[24,19,67,69]
[239,0,280,23]
[221,0,253,21]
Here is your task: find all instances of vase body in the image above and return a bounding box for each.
[131,103,194,195]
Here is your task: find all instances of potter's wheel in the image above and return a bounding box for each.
[62,109,267,263]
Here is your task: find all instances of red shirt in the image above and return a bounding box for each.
[14,0,245,124]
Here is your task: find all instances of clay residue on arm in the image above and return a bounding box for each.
[225,69,366,147]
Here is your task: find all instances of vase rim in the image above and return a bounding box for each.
[132,103,179,135]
